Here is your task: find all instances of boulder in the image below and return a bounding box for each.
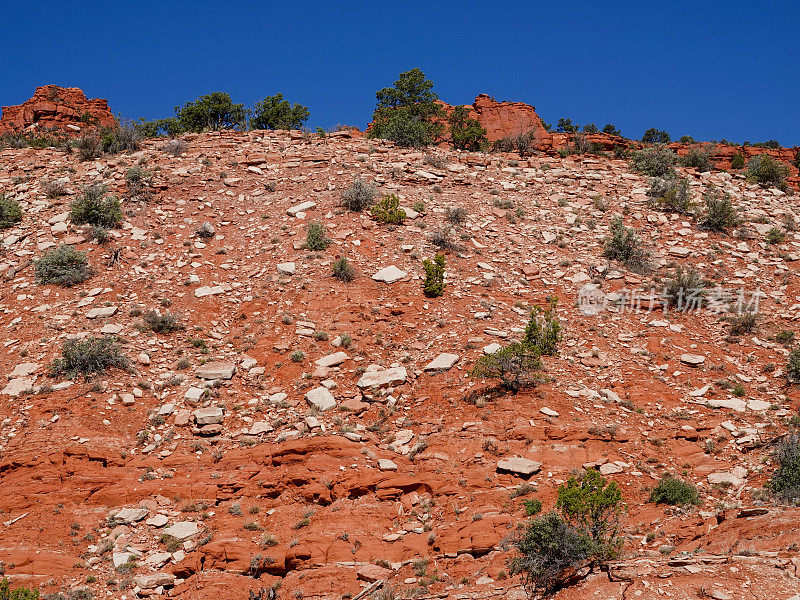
[315,352,349,368]
[134,573,175,589]
[357,563,391,582]
[7,362,39,379]
[162,521,199,541]
[497,457,542,476]
[195,362,236,380]
[193,407,224,426]
[277,262,296,275]
[423,353,460,371]
[305,387,336,411]
[114,507,149,524]
[1,377,34,397]
[378,459,398,471]
[680,353,706,367]
[372,266,407,284]
[357,366,407,389]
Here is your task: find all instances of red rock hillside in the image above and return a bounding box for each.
[0,85,116,135]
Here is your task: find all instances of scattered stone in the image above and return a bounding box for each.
[357,563,392,582]
[115,507,149,524]
[287,200,316,216]
[680,353,706,367]
[315,352,349,368]
[193,407,224,426]
[2,378,34,397]
[134,573,176,589]
[423,353,460,371]
[146,514,169,527]
[372,266,407,284]
[277,262,296,275]
[162,521,199,541]
[7,362,39,379]
[86,306,117,319]
[195,362,236,380]
[305,386,336,411]
[357,366,407,389]
[194,285,225,298]
[497,457,542,477]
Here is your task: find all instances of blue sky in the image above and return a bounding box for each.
[2,1,799,144]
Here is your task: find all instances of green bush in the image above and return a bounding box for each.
[125,165,152,198]
[250,93,310,130]
[663,266,706,309]
[787,346,800,383]
[522,299,561,356]
[514,131,538,157]
[492,136,515,153]
[751,140,781,149]
[101,120,141,154]
[603,216,652,273]
[555,469,624,560]
[332,257,356,282]
[769,432,800,505]
[766,227,786,245]
[371,194,406,224]
[446,206,467,225]
[746,154,789,188]
[175,92,248,132]
[510,512,592,597]
[422,254,445,298]
[449,105,487,151]
[469,342,542,392]
[630,146,676,177]
[367,68,444,148]
[35,246,92,287]
[647,175,692,214]
[641,128,671,144]
[49,335,129,378]
[681,147,713,172]
[649,475,700,505]
[512,470,624,596]
[698,186,740,232]
[679,135,696,144]
[341,178,378,212]
[0,193,22,229]
[523,499,543,516]
[305,222,330,251]
[70,185,123,228]
[76,134,102,161]
[731,153,745,169]
[726,312,758,336]
[162,138,188,155]
[135,117,185,138]
[0,578,39,600]
[143,310,184,334]
[602,124,622,137]
[41,179,67,199]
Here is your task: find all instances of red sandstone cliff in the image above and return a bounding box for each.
[0,85,116,135]
[452,93,552,145]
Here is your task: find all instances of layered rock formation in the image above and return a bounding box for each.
[445,93,553,145]
[0,85,116,135]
